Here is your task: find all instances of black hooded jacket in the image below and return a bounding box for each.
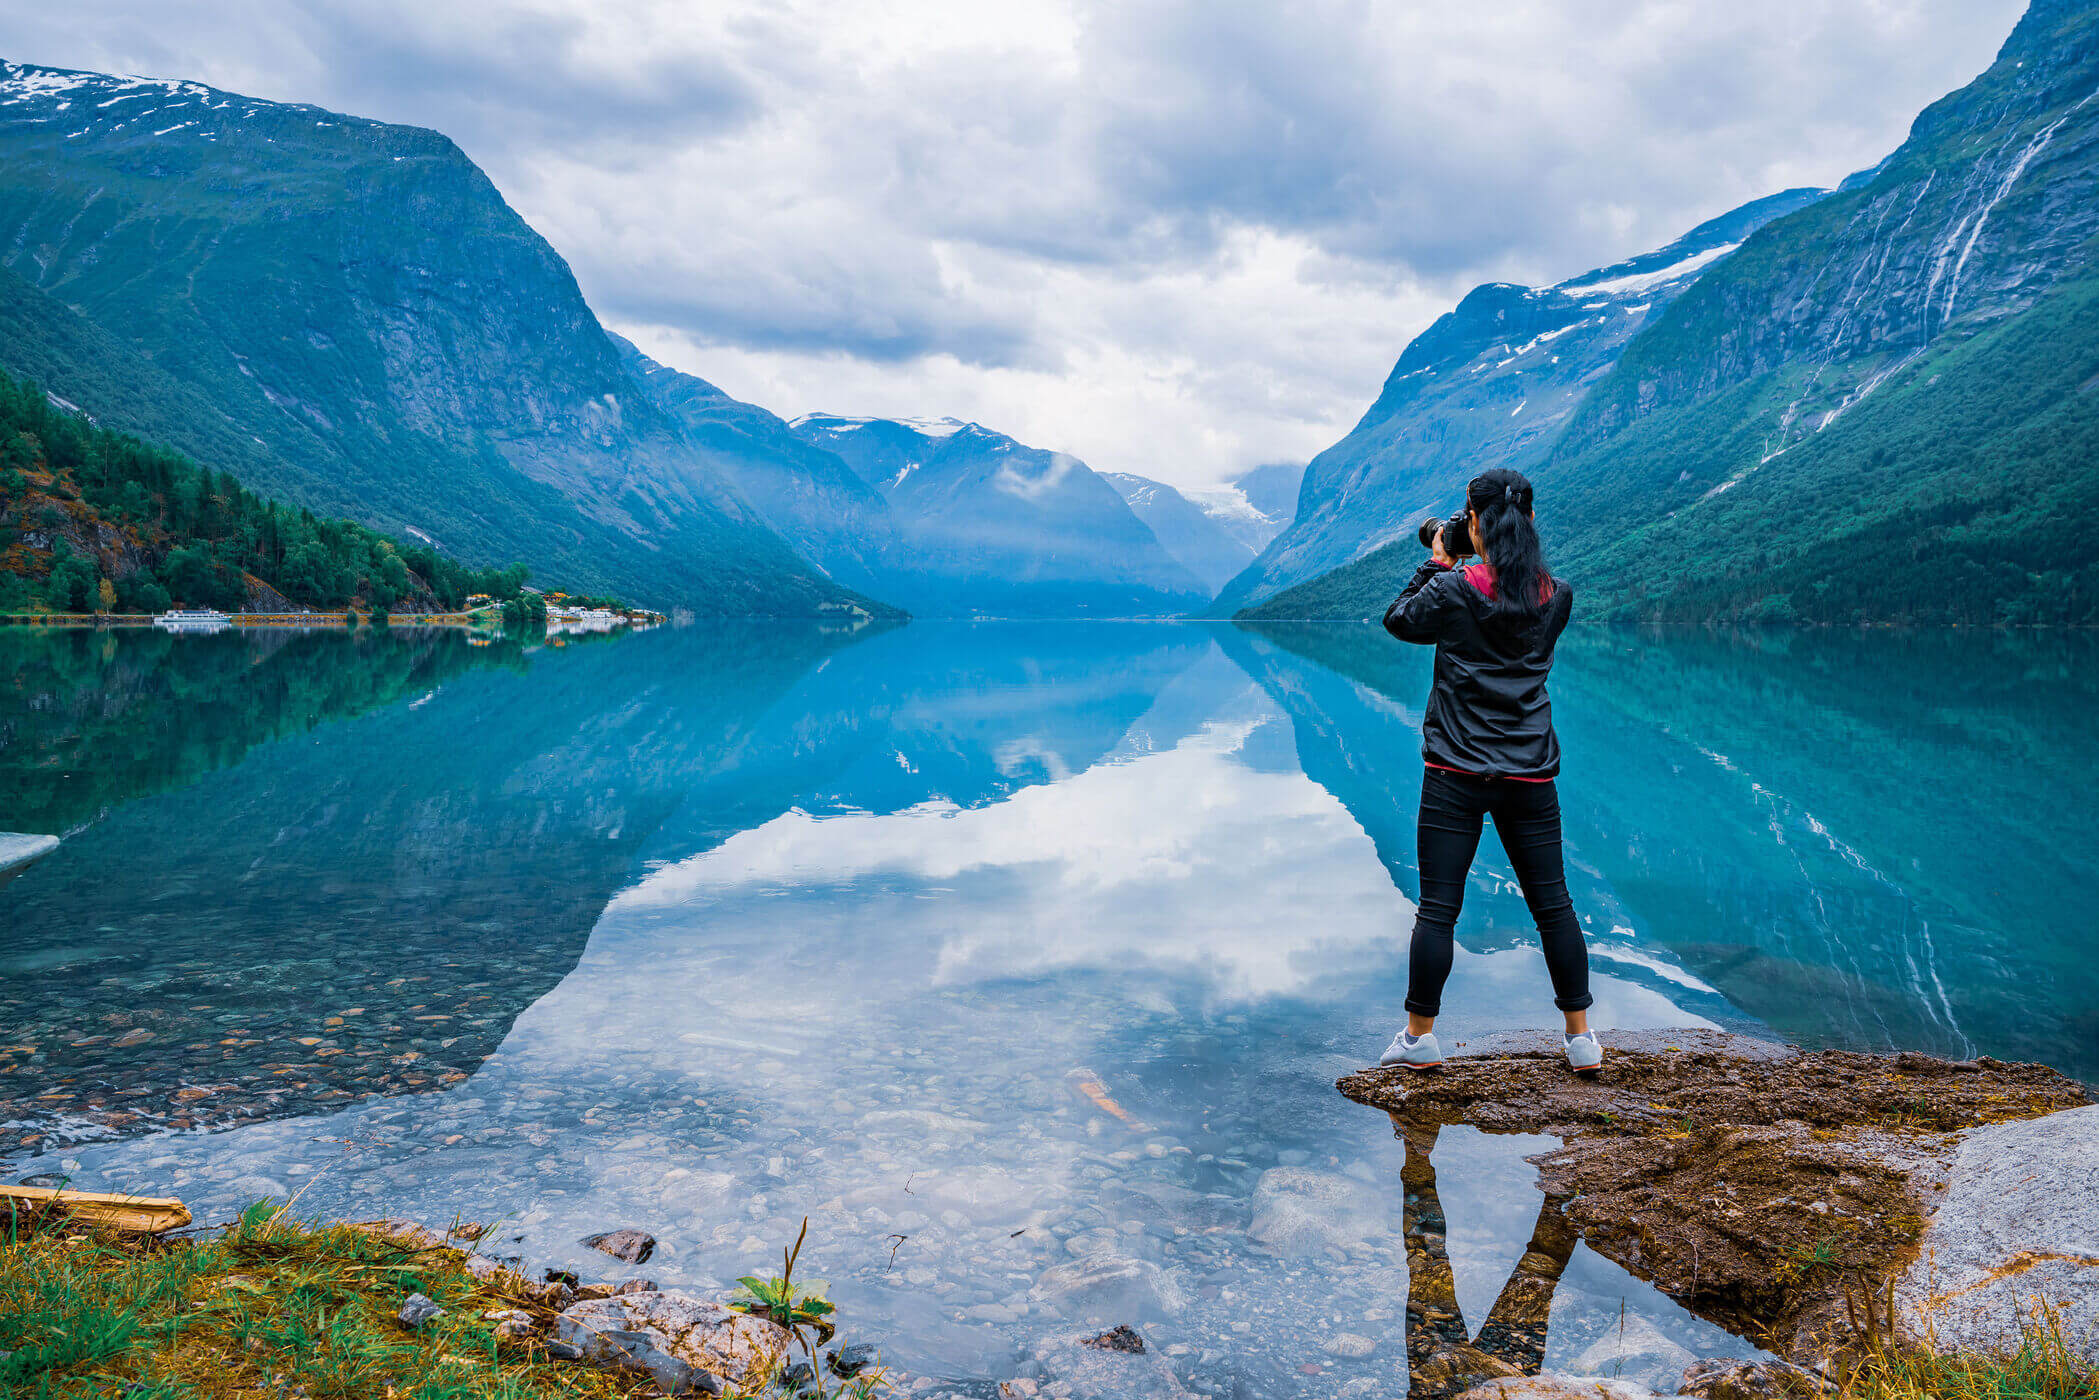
[1383,559,1574,779]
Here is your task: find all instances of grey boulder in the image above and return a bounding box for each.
[396,1293,444,1329]
[554,1290,790,1395]
[1896,1104,2099,1364]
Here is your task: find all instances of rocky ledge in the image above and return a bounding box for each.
[1337,1028,2095,1369]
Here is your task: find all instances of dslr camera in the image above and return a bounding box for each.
[1417,511,1476,559]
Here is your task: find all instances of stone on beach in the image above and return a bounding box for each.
[355,1220,578,1308]
[395,1292,444,1329]
[554,1290,790,1394]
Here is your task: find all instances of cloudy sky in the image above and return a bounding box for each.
[1,0,2025,488]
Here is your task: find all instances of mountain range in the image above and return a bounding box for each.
[0,59,1281,620]
[1218,187,1831,615]
[1243,0,2099,626]
[789,415,1209,615]
[6,0,2096,628]
[1101,465,1301,594]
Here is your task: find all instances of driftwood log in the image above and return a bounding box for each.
[0,1183,192,1233]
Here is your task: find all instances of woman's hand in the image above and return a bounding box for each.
[1430,538,1455,568]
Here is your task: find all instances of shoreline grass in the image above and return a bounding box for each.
[5,1198,2091,1399]
[0,1201,643,1400]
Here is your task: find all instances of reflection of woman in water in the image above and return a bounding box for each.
[1397,1120,1578,1396]
[1379,468,1599,1074]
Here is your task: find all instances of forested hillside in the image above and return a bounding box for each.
[0,369,536,615]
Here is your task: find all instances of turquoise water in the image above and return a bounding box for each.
[3,622,2093,1394]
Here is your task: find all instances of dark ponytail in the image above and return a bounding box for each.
[1466,468,1550,626]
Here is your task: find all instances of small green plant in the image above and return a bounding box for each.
[1779,1233,1842,1283]
[731,1217,841,1395]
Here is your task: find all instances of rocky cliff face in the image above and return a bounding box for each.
[0,62,879,616]
[1212,189,1828,615]
[793,415,1207,616]
[1531,0,2099,624]
[1563,2,2099,461]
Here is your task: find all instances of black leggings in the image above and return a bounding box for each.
[1406,767,1593,1017]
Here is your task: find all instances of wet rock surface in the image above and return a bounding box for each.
[1677,1356,1829,1399]
[1338,1029,2092,1365]
[1011,1324,1193,1399]
[582,1227,657,1264]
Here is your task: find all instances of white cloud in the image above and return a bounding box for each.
[0,0,2027,487]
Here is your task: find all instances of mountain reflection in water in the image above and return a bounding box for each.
[2,620,2091,1395]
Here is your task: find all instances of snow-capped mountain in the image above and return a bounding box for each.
[1100,473,1258,595]
[1212,187,1829,614]
[791,415,1207,616]
[1185,463,1304,556]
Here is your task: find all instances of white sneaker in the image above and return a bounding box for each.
[1380,1029,1444,1070]
[1564,1030,1604,1074]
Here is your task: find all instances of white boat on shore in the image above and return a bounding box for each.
[154,608,232,633]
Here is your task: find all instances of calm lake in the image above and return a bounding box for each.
[4,621,2094,1396]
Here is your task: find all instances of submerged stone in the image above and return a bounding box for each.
[1030,1253,1186,1321]
[581,1226,657,1264]
[1245,1165,1388,1257]
[1019,1325,1191,1399]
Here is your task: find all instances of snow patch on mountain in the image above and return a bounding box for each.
[1561,242,1739,297]
[789,412,968,438]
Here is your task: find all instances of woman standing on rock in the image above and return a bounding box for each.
[1378,466,1599,1074]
